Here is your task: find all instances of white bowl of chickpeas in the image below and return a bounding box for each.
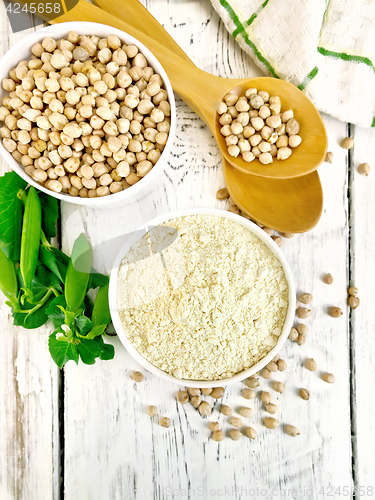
[0,22,176,205]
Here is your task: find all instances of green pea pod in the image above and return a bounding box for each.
[65,233,93,312]
[20,186,42,298]
[92,281,111,326]
[0,246,18,306]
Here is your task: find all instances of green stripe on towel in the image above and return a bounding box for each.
[232,0,270,38]
[219,0,279,78]
[298,66,319,91]
[318,47,375,74]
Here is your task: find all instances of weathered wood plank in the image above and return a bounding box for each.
[0,13,60,500]
[62,2,353,499]
[350,124,375,491]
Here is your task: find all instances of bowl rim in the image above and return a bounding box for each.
[109,208,296,387]
[0,21,176,206]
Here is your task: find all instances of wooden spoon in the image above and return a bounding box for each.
[62,0,323,232]
[49,0,327,180]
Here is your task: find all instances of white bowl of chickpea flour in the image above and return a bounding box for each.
[109,208,295,388]
[0,22,176,207]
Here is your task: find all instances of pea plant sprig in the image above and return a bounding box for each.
[0,171,114,367]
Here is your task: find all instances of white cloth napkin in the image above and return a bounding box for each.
[210,0,375,127]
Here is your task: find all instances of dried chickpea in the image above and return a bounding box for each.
[230,417,242,429]
[209,422,220,432]
[229,429,242,441]
[348,296,360,309]
[297,324,308,335]
[190,396,202,409]
[264,417,279,429]
[305,358,318,371]
[245,378,259,389]
[298,293,313,304]
[243,388,256,400]
[329,307,343,318]
[272,381,285,394]
[160,417,171,428]
[238,407,252,418]
[220,405,232,416]
[147,406,158,417]
[265,403,278,414]
[288,327,298,341]
[260,391,271,404]
[297,307,311,319]
[324,273,334,284]
[211,387,225,399]
[286,425,300,437]
[340,137,354,149]
[198,402,211,417]
[244,427,256,439]
[322,373,335,384]
[277,359,287,372]
[300,388,310,400]
[297,334,306,346]
[212,430,225,442]
[131,371,144,382]
[201,388,213,396]
[358,163,370,175]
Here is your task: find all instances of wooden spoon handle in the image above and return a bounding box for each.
[93,0,193,65]
[50,0,230,127]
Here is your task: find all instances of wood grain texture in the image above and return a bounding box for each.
[350,124,375,491]
[0,13,60,500]
[61,2,354,499]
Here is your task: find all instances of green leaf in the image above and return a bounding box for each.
[39,192,59,240]
[39,246,68,283]
[87,271,109,290]
[92,281,111,326]
[48,331,79,368]
[0,171,27,260]
[12,298,52,329]
[86,324,107,339]
[75,313,93,336]
[95,336,115,361]
[77,338,102,365]
[46,295,66,328]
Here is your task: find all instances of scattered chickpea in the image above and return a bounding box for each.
[211,387,225,399]
[243,389,256,400]
[297,307,311,319]
[272,381,285,394]
[261,368,273,379]
[245,378,260,389]
[216,187,229,200]
[260,391,271,404]
[329,307,343,318]
[277,359,287,372]
[340,137,354,149]
[190,396,202,408]
[132,371,144,382]
[322,373,335,384]
[160,417,171,428]
[244,427,257,439]
[358,163,370,176]
[297,334,306,346]
[288,327,298,341]
[348,296,360,309]
[209,422,220,432]
[285,425,300,437]
[348,286,358,296]
[220,405,233,416]
[300,388,310,400]
[298,293,313,304]
[324,273,334,284]
[305,358,318,371]
[271,235,283,247]
[265,403,278,415]
[177,391,189,404]
[198,401,212,417]
[187,387,201,397]
[230,417,243,429]
[325,152,334,163]
[212,430,225,442]
[229,429,242,441]
[147,406,158,417]
[264,417,279,429]
[238,407,253,418]
[266,361,278,373]
[297,324,308,335]
[201,388,213,396]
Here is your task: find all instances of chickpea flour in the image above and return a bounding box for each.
[117,215,289,380]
